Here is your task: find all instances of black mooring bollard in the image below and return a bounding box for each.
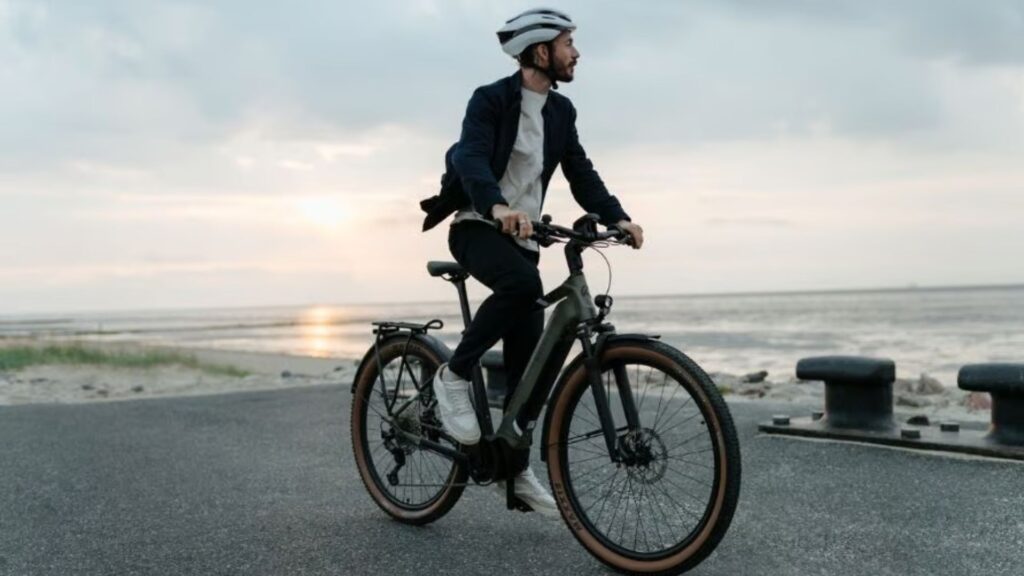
[958,363,1024,446]
[796,356,897,431]
[481,350,506,408]
[761,358,1024,461]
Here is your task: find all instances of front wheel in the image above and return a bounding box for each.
[546,340,741,575]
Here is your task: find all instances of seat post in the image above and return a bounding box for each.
[453,277,473,330]
[445,273,494,435]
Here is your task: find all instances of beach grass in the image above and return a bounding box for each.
[0,343,249,377]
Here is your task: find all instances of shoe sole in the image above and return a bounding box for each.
[491,480,560,518]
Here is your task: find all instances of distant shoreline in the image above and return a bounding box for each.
[0,340,991,426]
[2,282,1023,319]
[619,281,1024,301]
[0,340,350,406]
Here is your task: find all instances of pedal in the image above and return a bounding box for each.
[505,475,518,510]
[510,498,534,513]
[505,477,534,513]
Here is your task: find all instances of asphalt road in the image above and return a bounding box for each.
[1,385,1022,576]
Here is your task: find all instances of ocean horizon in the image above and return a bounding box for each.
[4,282,1022,390]
[4,281,1023,318]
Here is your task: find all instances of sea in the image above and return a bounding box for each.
[3,285,1022,389]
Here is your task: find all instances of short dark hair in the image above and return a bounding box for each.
[517,42,547,68]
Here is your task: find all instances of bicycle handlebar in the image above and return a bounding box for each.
[488,214,635,247]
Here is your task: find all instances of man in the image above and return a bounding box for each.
[422,8,645,517]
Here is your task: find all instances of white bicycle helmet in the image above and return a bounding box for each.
[497,8,576,57]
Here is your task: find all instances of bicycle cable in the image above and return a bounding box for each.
[586,243,613,299]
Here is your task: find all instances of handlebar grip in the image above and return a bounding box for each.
[489,216,551,244]
[486,215,631,246]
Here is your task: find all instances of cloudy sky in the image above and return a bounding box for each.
[2,0,1022,313]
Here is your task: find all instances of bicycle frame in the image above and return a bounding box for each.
[498,272,608,446]
[385,235,643,467]
[354,217,741,573]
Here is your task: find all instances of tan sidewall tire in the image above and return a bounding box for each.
[546,344,736,575]
[351,340,466,524]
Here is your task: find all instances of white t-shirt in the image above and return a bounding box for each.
[453,87,548,252]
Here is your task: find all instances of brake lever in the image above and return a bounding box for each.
[534,232,557,248]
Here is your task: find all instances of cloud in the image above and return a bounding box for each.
[703,1,1024,66]
[3,0,1021,177]
[1,0,1022,311]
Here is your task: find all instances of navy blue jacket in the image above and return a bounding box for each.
[420,71,630,231]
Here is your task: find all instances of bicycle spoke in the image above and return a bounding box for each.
[569,451,615,463]
[370,442,389,460]
[635,478,652,551]
[657,472,712,508]
[630,474,644,551]
[644,479,669,551]
[650,477,700,519]
[634,364,660,416]
[652,388,690,432]
[663,461,714,488]
[661,428,709,455]
[601,472,630,533]
[561,359,722,557]
[656,396,699,436]
[665,456,714,470]
[583,468,623,515]
[565,428,606,445]
[614,474,632,544]
[570,410,602,431]
[566,425,629,446]
[658,410,704,444]
[674,446,714,459]
[568,459,614,486]
[365,396,391,421]
[579,398,602,426]
[651,380,682,432]
[358,352,459,510]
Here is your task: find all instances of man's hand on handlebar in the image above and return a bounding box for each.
[492,204,534,240]
[615,220,645,249]
[485,210,644,248]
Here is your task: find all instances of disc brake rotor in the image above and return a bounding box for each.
[623,427,668,484]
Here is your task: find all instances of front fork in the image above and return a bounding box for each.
[580,329,642,464]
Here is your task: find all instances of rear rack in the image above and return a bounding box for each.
[372,319,444,335]
[362,318,446,398]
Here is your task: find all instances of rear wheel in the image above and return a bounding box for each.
[546,340,741,575]
[351,338,467,525]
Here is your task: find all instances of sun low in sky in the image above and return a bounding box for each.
[295,196,349,232]
[1,0,1022,313]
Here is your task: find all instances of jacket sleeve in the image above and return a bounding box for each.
[451,87,509,219]
[560,102,630,226]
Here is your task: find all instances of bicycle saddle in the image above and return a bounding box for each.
[426,261,465,277]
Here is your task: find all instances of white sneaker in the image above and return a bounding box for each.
[492,466,560,519]
[431,363,480,445]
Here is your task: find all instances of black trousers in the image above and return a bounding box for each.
[447,221,545,417]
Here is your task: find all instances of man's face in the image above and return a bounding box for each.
[544,31,580,82]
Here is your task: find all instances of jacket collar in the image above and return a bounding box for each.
[507,69,524,102]
[507,69,556,109]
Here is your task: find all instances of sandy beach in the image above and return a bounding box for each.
[0,339,992,424]
[0,340,357,406]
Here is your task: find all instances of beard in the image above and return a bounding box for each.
[553,58,577,83]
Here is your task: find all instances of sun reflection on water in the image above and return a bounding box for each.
[299,306,337,357]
